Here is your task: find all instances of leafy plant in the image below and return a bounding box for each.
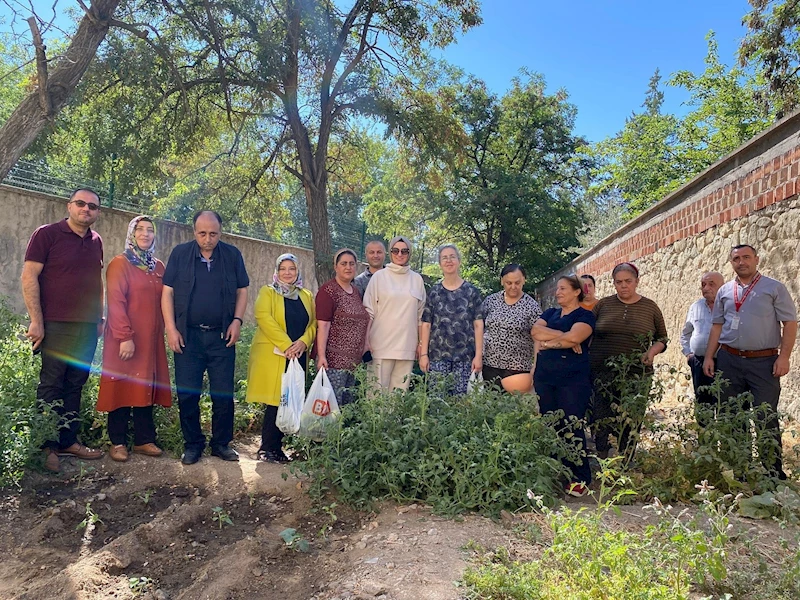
[128,576,153,596]
[279,527,310,553]
[0,299,58,488]
[293,372,573,516]
[635,372,794,503]
[136,489,155,506]
[77,502,103,531]
[211,506,233,529]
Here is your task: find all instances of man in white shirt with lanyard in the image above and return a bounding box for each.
[704,244,797,479]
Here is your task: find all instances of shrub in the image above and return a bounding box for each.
[0,302,57,488]
[636,372,792,502]
[294,374,574,516]
[462,473,800,599]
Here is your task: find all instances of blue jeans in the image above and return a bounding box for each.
[173,327,235,452]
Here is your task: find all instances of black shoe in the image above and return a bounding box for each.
[211,446,239,461]
[258,449,290,464]
[181,448,203,465]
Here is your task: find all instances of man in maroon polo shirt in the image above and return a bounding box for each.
[21,188,106,472]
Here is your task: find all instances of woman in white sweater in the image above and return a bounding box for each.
[362,236,426,391]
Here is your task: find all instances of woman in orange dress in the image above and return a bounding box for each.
[97,216,172,461]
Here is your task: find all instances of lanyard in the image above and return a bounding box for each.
[733,272,761,312]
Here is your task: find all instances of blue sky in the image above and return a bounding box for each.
[436,0,753,143]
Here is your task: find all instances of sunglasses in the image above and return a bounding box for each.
[70,199,100,211]
[390,248,410,255]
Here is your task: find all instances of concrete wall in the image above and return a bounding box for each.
[536,112,800,417]
[0,185,318,322]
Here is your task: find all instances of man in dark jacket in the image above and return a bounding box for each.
[162,211,249,464]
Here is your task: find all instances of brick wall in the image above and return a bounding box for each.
[538,111,800,302]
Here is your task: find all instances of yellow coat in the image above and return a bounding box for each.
[246,286,317,406]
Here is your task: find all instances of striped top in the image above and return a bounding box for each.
[590,295,668,374]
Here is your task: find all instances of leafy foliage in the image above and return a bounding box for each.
[462,480,800,600]
[294,373,574,516]
[741,0,800,117]
[369,70,588,288]
[0,301,57,488]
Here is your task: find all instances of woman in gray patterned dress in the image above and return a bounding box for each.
[481,264,542,393]
[419,244,484,395]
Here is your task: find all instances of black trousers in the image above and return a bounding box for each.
[715,351,784,478]
[535,374,592,484]
[107,406,157,446]
[688,354,716,426]
[261,404,283,453]
[173,327,235,452]
[37,321,98,450]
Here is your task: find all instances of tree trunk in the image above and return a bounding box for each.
[0,0,121,179]
[304,180,334,285]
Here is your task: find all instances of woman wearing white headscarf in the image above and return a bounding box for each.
[97,216,171,462]
[246,253,316,462]
[362,235,426,391]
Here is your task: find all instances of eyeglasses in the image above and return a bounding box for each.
[70,200,100,211]
[390,248,410,255]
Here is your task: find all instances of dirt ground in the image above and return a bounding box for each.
[1,432,796,600]
[0,437,536,600]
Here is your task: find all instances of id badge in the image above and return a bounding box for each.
[731,315,740,330]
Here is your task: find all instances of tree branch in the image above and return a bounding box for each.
[27,16,51,117]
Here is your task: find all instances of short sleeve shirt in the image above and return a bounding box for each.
[680,299,713,356]
[315,279,370,370]
[535,306,595,381]
[421,281,484,363]
[482,292,542,371]
[24,219,104,323]
[712,275,797,350]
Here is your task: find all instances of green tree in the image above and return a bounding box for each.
[83,0,481,282]
[672,32,772,168]
[0,0,121,178]
[740,0,800,117]
[588,70,687,217]
[370,71,587,289]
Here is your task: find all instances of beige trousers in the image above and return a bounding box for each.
[368,358,415,391]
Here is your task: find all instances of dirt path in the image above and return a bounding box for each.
[0,440,521,600]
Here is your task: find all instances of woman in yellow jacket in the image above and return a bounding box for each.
[247,253,316,463]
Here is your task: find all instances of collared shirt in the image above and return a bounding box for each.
[680,298,714,356]
[188,244,224,327]
[353,267,380,299]
[712,274,797,350]
[24,218,104,323]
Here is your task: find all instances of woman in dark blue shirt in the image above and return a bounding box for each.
[532,274,596,496]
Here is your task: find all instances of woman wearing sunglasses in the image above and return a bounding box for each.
[97,216,172,461]
[362,236,426,391]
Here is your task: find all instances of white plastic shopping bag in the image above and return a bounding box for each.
[299,368,341,441]
[467,370,484,394]
[276,358,305,434]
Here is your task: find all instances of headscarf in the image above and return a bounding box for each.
[272,253,303,300]
[124,215,157,272]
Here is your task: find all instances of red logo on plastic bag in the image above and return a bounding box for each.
[312,399,330,416]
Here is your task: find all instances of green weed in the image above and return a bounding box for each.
[293,373,574,516]
[211,506,233,529]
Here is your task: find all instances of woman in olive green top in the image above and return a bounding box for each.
[591,262,668,460]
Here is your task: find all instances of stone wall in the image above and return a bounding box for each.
[0,185,318,322]
[536,112,800,418]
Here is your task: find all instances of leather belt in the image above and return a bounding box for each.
[193,324,221,331]
[720,344,778,358]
